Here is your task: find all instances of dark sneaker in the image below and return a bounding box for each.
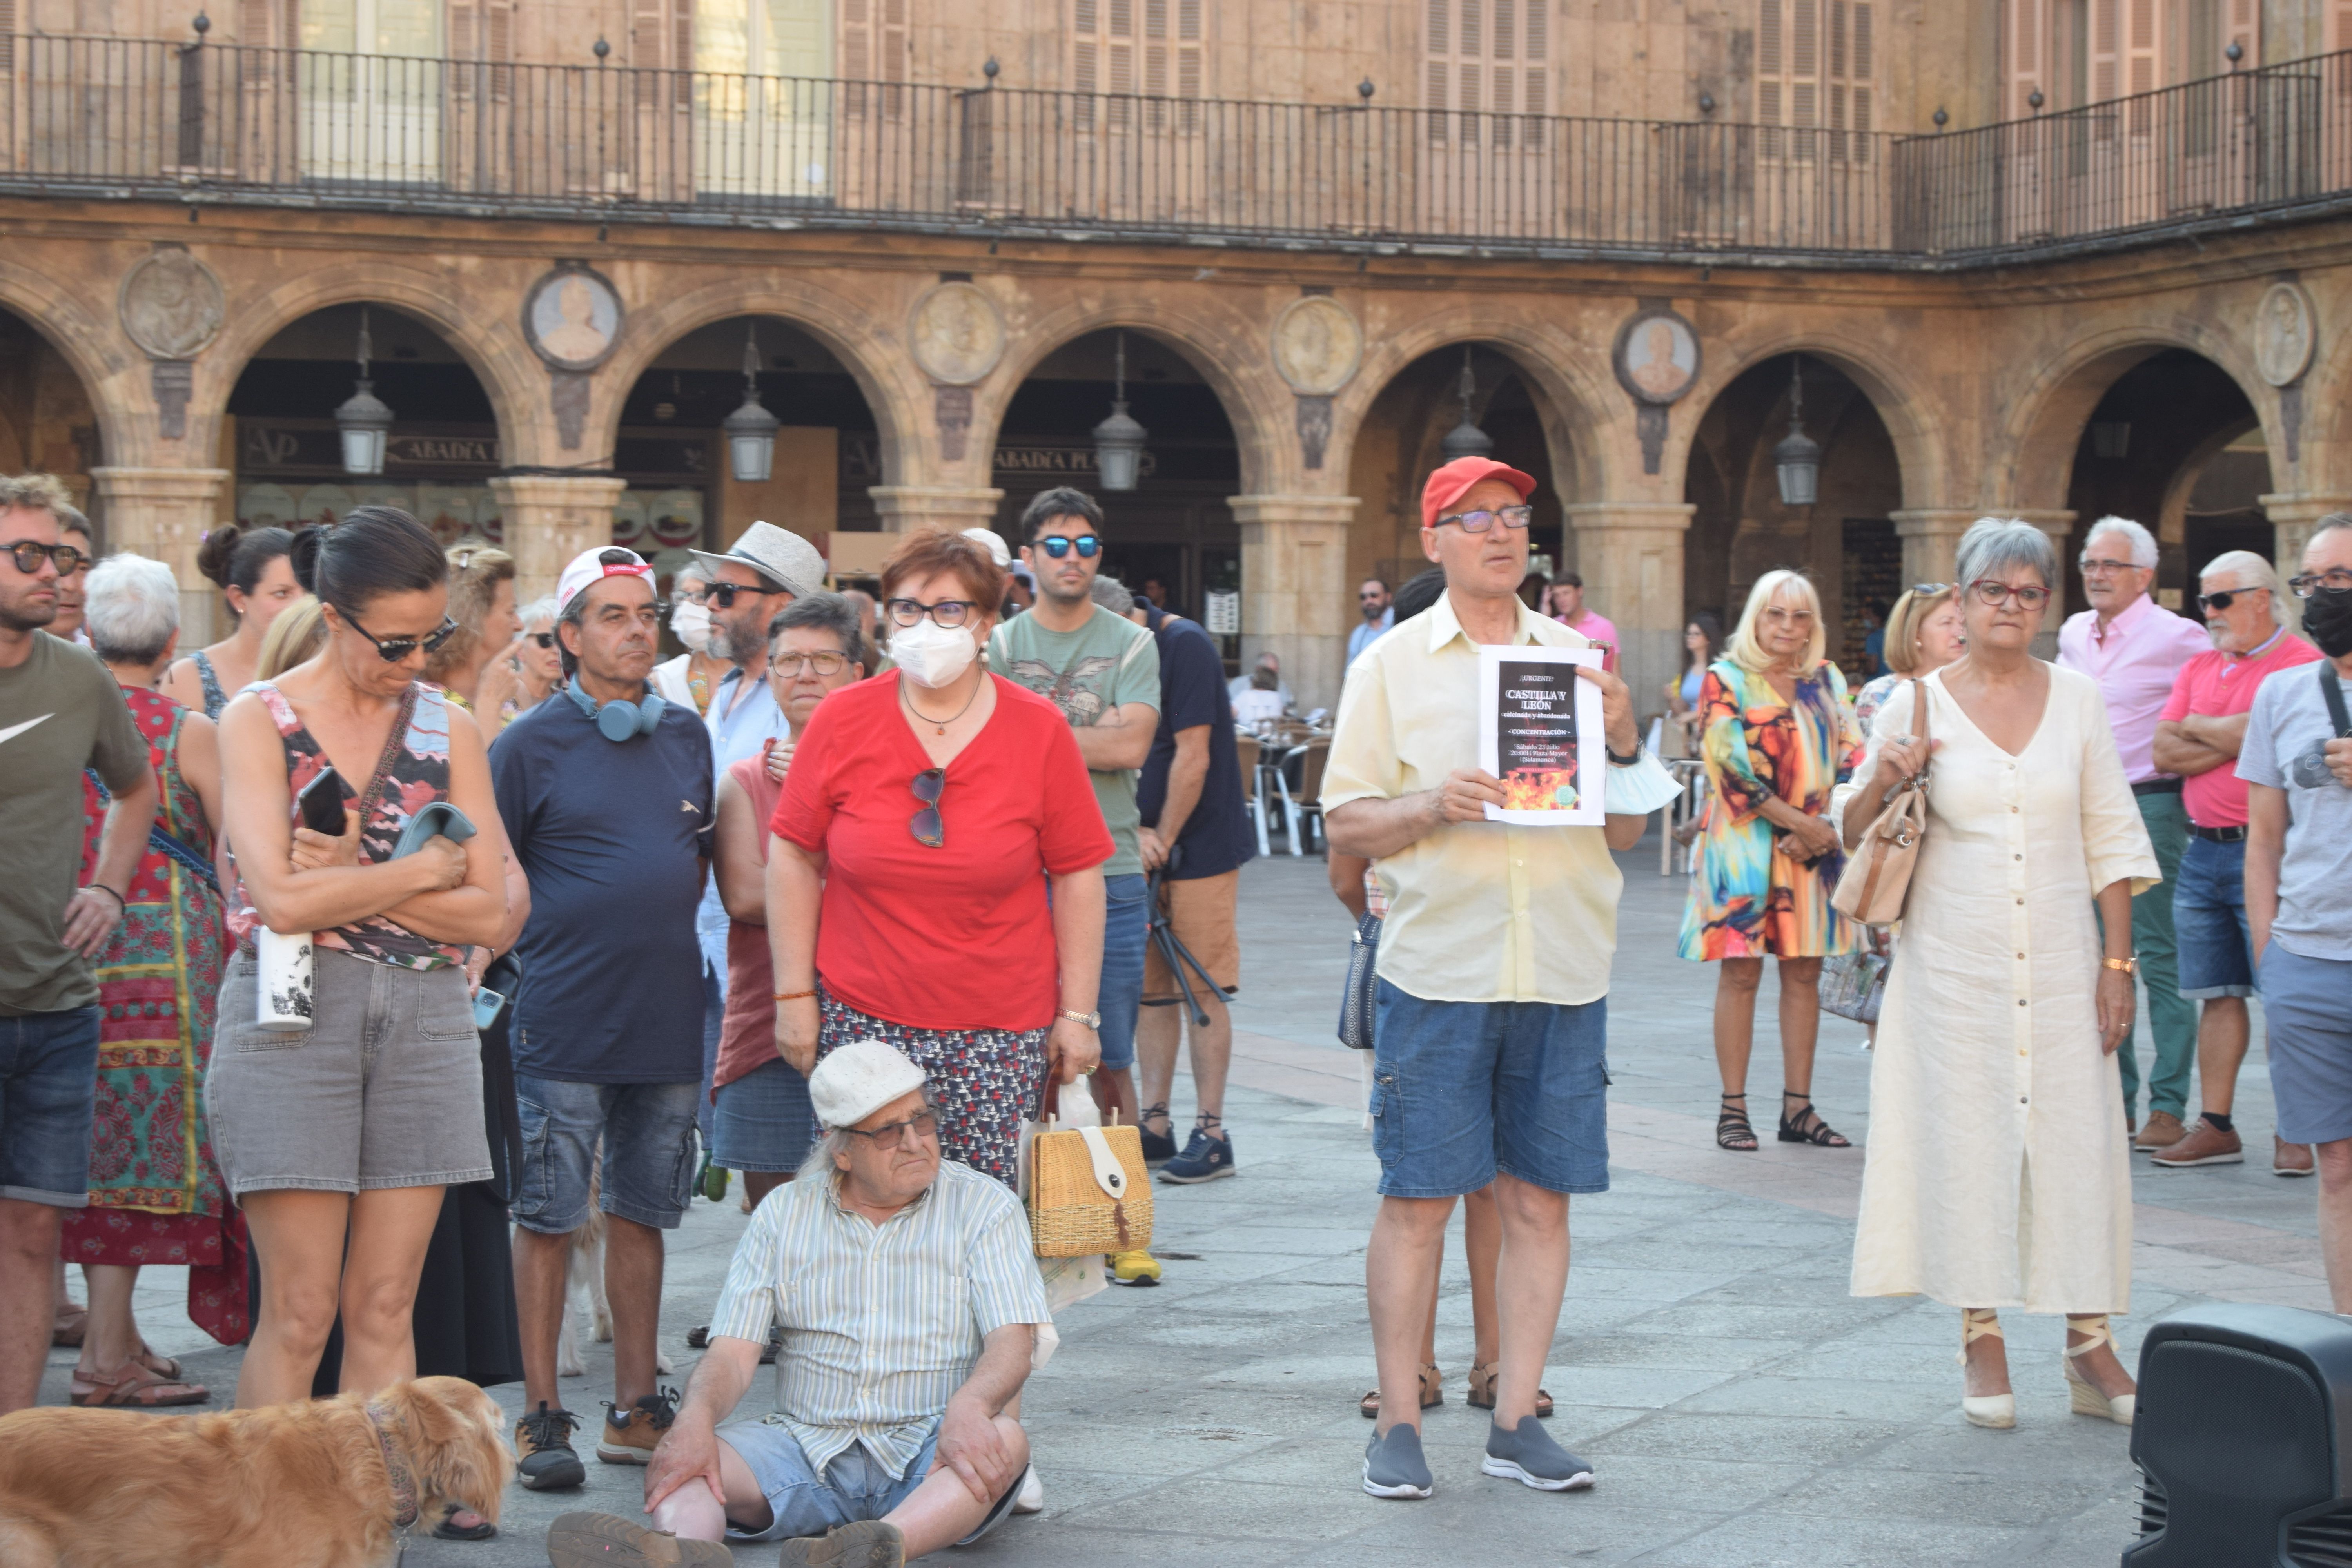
[515,1403,587,1491]
[1363,1423,1434,1499]
[1138,1105,1178,1166]
[597,1386,680,1465]
[1481,1415,1595,1491]
[1160,1127,1235,1184]
[777,1519,906,1567]
[545,1510,733,1567]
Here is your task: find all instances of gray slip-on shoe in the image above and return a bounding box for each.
[1363,1423,1435,1499]
[776,1519,906,1568]
[543,1511,734,1568]
[1481,1415,1595,1492]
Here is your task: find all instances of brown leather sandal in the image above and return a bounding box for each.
[1359,1362,1443,1419]
[1467,1361,1554,1419]
[51,1305,87,1348]
[69,1362,209,1407]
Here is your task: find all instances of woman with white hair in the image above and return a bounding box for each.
[58,552,242,1406]
[502,594,566,719]
[1841,518,2156,1430]
[1679,568,1866,1152]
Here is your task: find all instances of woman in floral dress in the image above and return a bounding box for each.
[61,554,243,1406]
[1679,570,1865,1152]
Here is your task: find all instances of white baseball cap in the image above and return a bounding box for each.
[808,1039,928,1131]
[556,546,654,615]
[960,526,1013,568]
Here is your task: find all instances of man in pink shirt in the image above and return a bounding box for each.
[2056,517,2209,1151]
[1545,572,1619,675]
[2150,550,2322,1174]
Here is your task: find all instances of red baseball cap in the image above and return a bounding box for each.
[1421,457,1537,529]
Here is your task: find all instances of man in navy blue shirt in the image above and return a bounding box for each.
[1129,601,1256,1185]
[491,547,713,1491]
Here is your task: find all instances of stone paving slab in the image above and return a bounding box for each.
[41,841,2339,1565]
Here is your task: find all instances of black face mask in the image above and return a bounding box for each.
[2305,585,2352,659]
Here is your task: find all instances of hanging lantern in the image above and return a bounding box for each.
[723,321,780,484]
[1439,345,1494,462]
[334,306,395,477]
[1091,330,1149,492]
[1773,353,1822,508]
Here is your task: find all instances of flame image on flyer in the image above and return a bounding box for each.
[1477,644,1605,826]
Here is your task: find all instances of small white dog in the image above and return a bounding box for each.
[555,1163,676,1379]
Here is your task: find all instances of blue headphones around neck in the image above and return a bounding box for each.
[566,682,668,742]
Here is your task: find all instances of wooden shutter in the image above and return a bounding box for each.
[1175,0,1201,125]
[450,0,511,98]
[2006,0,2045,120]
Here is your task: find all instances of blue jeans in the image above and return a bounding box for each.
[0,1006,101,1206]
[512,1075,702,1233]
[1097,873,1149,1074]
[711,1059,816,1174]
[719,1416,1020,1546]
[2175,835,2255,1000]
[1368,980,1610,1198]
[2263,945,2352,1147]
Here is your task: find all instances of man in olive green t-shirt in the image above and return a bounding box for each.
[0,477,155,1416]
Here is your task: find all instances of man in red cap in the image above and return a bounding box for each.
[1323,456,1681,1501]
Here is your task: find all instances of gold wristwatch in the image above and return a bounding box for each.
[1058,1007,1101,1030]
[2102,957,2138,974]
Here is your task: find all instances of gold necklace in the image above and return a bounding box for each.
[901,675,981,735]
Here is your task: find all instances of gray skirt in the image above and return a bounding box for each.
[205,946,494,1198]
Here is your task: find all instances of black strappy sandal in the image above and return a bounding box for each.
[1778,1091,1850,1147]
[1717,1093,1758,1152]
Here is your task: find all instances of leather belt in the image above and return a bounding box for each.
[2189,823,2248,844]
[2131,777,2185,797]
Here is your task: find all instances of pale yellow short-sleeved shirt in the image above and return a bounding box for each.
[1324,593,1642,1007]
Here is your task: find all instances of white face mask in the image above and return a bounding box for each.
[890,616,980,689]
[669,596,711,653]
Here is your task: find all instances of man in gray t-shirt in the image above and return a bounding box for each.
[2241,658,2352,964]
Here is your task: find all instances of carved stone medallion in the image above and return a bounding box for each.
[2254,281,2316,388]
[118,247,225,361]
[523,263,625,373]
[1271,295,1362,396]
[909,282,1006,386]
[1610,305,1700,406]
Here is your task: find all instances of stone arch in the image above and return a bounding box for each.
[199,262,543,465]
[971,298,1286,499]
[0,254,143,466]
[591,276,926,489]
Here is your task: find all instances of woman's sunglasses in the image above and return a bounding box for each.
[1035,535,1102,559]
[909,768,945,848]
[529,632,556,648]
[348,613,459,663]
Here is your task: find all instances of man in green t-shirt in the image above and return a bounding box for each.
[987,489,1165,1276]
[0,474,156,1416]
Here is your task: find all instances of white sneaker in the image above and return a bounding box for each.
[1013,1466,1044,1515]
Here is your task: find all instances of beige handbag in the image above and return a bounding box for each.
[1832,679,1931,927]
[1026,1109,1154,1259]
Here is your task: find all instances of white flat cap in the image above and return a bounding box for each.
[809,1039,927,1131]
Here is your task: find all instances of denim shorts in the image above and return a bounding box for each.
[711,1058,816,1174]
[205,948,493,1198]
[0,1006,101,1207]
[1368,980,1610,1198]
[2263,945,2352,1147]
[1096,873,1149,1074]
[512,1074,701,1234]
[718,1416,1019,1546]
[2175,835,2255,999]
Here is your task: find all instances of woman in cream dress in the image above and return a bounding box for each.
[1841,519,2156,1431]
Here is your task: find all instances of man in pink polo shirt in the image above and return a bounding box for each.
[2057,517,2209,1151]
[2150,550,2321,1174]
[1544,572,1619,674]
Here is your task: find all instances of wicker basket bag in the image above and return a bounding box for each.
[1026,1114,1154,1258]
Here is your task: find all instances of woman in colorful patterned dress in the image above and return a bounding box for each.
[1679,570,1866,1152]
[60,554,241,1407]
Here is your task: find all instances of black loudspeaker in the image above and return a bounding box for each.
[2127,1303,2352,1567]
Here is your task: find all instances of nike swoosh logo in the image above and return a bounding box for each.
[0,715,53,746]
[682,799,699,813]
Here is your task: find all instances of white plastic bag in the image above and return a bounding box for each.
[1019,1080,1107,1335]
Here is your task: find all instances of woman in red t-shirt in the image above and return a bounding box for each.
[767,530,1112,1186]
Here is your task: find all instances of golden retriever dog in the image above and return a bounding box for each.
[0,1375,511,1568]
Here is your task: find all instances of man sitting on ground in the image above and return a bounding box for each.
[546,1040,1053,1568]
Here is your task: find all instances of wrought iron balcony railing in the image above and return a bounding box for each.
[3,32,2350,263]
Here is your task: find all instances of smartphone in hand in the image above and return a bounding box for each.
[296,766,350,837]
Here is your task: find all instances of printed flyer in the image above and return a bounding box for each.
[1477,644,1605,826]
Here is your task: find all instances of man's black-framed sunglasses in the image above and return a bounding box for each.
[1432,505,1534,534]
[887,597,980,628]
[348,613,459,663]
[842,1109,940,1147]
[5,540,84,577]
[529,632,557,649]
[1035,535,1102,559]
[2289,568,2352,599]
[909,767,945,849]
[706,581,789,610]
[2198,586,2268,613]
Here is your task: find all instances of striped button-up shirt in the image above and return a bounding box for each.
[707,1158,1052,1479]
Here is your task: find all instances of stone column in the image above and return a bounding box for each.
[89,467,231,646]
[1563,501,1695,720]
[490,475,627,605]
[2014,508,2079,654]
[2260,492,2352,637]
[1227,494,1359,715]
[867,486,1006,534]
[1889,508,1982,592]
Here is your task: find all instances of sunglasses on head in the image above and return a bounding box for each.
[2198,586,2267,613]
[5,540,85,577]
[909,768,945,848]
[347,613,459,663]
[706,581,788,609]
[1035,535,1102,559]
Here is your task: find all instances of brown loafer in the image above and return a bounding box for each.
[2132,1111,2188,1152]
[2150,1118,2244,1168]
[2275,1136,2317,1178]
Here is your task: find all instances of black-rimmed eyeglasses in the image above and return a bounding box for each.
[2288,568,2352,599]
[5,540,84,577]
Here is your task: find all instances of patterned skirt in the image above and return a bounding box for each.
[815,987,1049,1190]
